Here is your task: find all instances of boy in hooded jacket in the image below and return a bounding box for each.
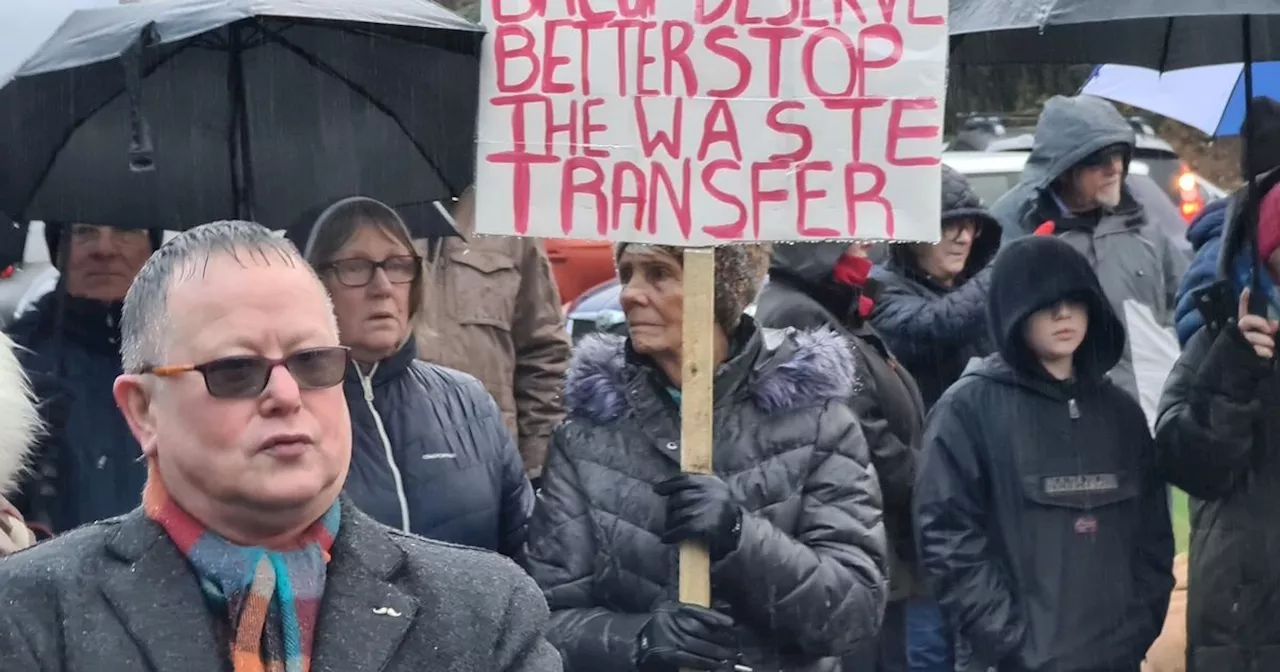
[914,236,1174,672]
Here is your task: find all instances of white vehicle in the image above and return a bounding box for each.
[941,150,1203,257]
[942,150,1153,205]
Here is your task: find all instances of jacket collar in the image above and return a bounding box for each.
[100,500,419,672]
[19,289,123,356]
[343,337,417,395]
[563,317,857,424]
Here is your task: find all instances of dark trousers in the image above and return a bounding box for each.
[905,596,954,672]
[842,599,908,671]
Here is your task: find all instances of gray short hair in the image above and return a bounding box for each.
[120,220,334,373]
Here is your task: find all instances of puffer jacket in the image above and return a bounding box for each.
[1154,174,1280,669]
[871,165,1002,408]
[341,335,534,561]
[755,241,926,602]
[5,291,145,533]
[988,95,1187,399]
[1172,198,1231,345]
[527,318,889,672]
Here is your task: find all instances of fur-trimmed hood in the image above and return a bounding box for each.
[0,332,41,496]
[564,324,856,424]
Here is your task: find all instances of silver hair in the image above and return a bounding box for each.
[119,220,336,373]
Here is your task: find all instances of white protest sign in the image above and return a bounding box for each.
[475,0,948,245]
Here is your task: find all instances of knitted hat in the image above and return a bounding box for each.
[1258,183,1280,263]
[614,243,770,333]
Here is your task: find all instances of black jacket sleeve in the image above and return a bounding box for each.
[870,267,992,367]
[713,400,889,658]
[496,426,535,566]
[914,390,1026,664]
[757,295,916,540]
[848,346,916,531]
[1129,421,1175,659]
[465,383,535,564]
[525,424,649,671]
[1155,325,1270,501]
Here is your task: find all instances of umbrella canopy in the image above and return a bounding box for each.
[949,1,1280,69]
[0,0,480,234]
[1081,62,1280,136]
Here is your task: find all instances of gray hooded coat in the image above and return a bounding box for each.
[526,319,889,672]
[988,95,1187,399]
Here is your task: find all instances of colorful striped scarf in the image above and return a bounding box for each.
[142,469,340,672]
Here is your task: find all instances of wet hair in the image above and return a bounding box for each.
[120,220,334,374]
[303,198,423,317]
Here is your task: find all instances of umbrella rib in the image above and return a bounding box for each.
[1156,18,1174,72]
[15,41,199,223]
[262,16,482,57]
[256,28,461,197]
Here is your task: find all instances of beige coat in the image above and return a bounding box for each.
[0,330,42,555]
[414,189,571,478]
[1142,553,1188,672]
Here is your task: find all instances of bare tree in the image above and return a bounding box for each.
[436,0,480,22]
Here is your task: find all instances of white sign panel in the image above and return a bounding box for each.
[476,0,948,245]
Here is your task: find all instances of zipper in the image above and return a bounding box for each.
[359,363,411,533]
[1068,397,1080,420]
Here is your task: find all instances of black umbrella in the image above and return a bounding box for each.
[0,0,479,240]
[949,1,1280,69]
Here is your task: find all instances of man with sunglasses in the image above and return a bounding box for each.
[990,95,1188,406]
[0,221,561,672]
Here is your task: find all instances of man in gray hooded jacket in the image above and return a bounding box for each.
[989,95,1187,401]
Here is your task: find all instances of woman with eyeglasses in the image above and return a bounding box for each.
[285,197,533,562]
[867,164,1002,672]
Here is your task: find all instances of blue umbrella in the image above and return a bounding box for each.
[1081,62,1280,137]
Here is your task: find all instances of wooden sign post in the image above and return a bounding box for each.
[677,247,717,614]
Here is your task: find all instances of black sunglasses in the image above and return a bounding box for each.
[141,346,350,399]
[1077,147,1127,169]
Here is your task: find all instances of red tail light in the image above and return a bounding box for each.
[0,265,13,280]
[1175,169,1204,224]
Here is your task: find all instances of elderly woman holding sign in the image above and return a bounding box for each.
[526,242,889,672]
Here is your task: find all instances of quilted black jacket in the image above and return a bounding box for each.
[526,319,889,672]
[870,165,1002,408]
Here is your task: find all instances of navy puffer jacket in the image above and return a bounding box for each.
[285,195,533,560]
[341,337,533,560]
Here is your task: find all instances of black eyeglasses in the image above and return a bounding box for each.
[320,255,421,288]
[141,346,350,399]
[943,220,980,241]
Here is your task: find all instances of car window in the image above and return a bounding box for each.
[962,173,1020,205]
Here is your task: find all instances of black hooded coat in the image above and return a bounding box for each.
[914,237,1173,672]
[1154,169,1280,671]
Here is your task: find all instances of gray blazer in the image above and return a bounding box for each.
[0,501,562,672]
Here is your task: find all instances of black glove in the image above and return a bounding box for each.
[655,473,742,560]
[635,601,740,671]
